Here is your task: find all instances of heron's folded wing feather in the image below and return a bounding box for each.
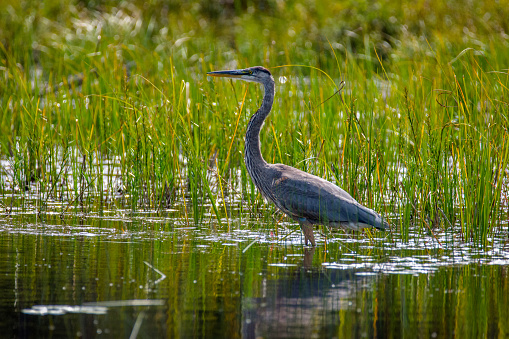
[271,171,377,225]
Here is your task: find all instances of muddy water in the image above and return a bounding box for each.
[0,212,508,338]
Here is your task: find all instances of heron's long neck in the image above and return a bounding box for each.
[244,80,275,176]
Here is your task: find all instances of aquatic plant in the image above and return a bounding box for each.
[0,0,508,245]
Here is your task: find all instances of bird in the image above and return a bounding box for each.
[207,66,388,246]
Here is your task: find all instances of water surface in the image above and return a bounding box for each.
[0,212,508,338]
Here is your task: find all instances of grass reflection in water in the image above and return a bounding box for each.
[0,213,507,338]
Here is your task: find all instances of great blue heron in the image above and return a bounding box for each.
[208,66,388,246]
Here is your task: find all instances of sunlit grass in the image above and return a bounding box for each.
[0,0,508,245]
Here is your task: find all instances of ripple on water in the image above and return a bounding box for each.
[1,211,508,276]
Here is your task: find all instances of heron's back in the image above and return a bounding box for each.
[262,164,387,230]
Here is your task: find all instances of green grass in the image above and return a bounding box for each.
[0,0,508,245]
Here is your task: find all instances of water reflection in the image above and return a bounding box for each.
[243,249,376,338]
[0,213,507,338]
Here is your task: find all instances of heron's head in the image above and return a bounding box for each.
[207,66,273,85]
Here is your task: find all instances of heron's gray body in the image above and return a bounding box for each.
[266,163,386,230]
[208,66,388,246]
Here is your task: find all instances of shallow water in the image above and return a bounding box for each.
[0,212,508,338]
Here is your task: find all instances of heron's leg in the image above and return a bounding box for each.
[298,219,316,247]
[303,248,315,267]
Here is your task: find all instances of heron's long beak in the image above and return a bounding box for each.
[207,69,250,78]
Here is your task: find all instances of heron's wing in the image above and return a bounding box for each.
[270,165,381,228]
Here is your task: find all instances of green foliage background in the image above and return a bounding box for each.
[1,0,508,244]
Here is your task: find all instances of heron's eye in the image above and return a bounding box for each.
[248,70,253,75]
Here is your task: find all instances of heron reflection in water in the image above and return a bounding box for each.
[208,66,388,246]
